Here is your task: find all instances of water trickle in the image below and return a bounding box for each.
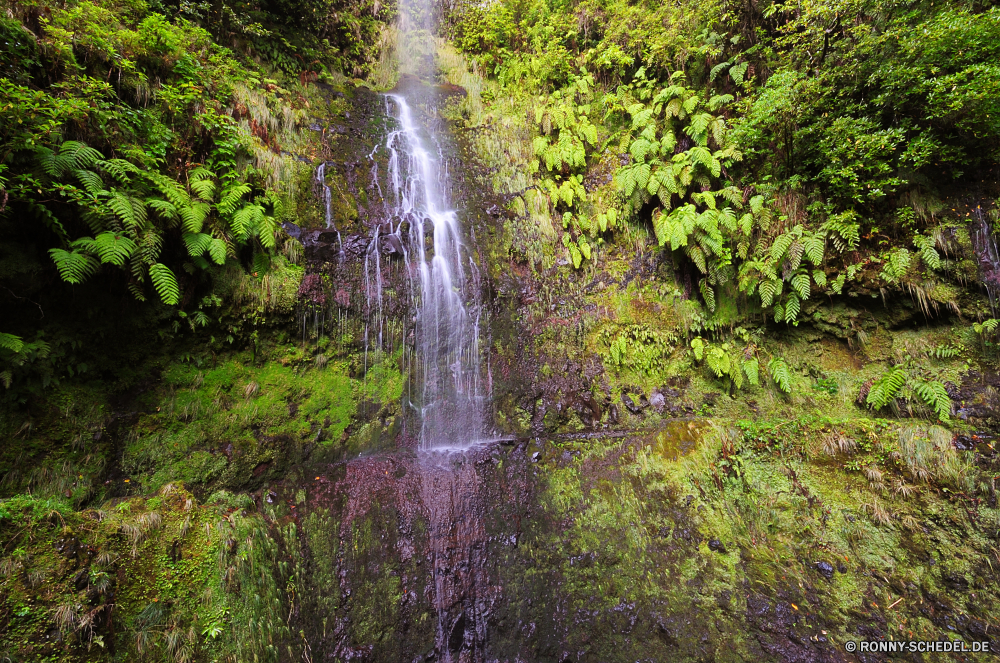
[314,161,345,260]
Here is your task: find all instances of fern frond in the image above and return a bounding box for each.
[912,379,951,421]
[208,238,228,265]
[0,332,24,353]
[913,234,941,271]
[75,170,106,196]
[866,366,908,410]
[768,357,792,394]
[791,272,810,300]
[93,232,137,266]
[49,248,99,284]
[149,263,180,305]
[742,357,759,386]
[700,279,716,312]
[102,159,140,183]
[182,232,213,258]
[61,141,104,170]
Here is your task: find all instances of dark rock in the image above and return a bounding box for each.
[73,569,90,591]
[609,404,619,424]
[281,221,301,239]
[708,539,726,554]
[815,561,835,579]
[448,612,466,652]
[648,391,665,411]
[621,393,642,414]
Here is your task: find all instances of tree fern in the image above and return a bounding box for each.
[912,379,951,421]
[768,357,792,393]
[865,366,907,410]
[49,248,99,284]
[149,263,180,305]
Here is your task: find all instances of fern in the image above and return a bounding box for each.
[183,232,213,258]
[865,366,908,410]
[974,319,999,335]
[783,293,800,323]
[0,332,24,353]
[208,238,228,265]
[93,232,137,265]
[705,347,731,378]
[930,343,961,359]
[768,357,792,393]
[913,234,941,271]
[742,356,759,386]
[149,263,180,305]
[690,337,705,361]
[790,272,810,300]
[912,379,951,421]
[700,279,716,312]
[49,248,99,284]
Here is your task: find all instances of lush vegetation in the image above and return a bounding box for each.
[0,0,397,397]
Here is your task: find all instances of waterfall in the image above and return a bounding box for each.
[376,94,486,450]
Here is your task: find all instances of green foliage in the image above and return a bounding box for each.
[767,357,791,394]
[865,366,908,411]
[865,363,952,423]
[912,379,952,422]
[601,324,675,374]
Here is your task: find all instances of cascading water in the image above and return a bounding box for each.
[374,93,487,450]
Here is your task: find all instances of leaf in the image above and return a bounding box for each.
[768,357,792,394]
[784,293,800,322]
[691,337,705,361]
[92,232,137,266]
[0,332,24,353]
[183,232,213,258]
[742,357,760,386]
[758,278,781,307]
[75,170,106,196]
[866,366,907,410]
[912,379,951,421]
[700,279,716,312]
[791,272,811,300]
[770,233,794,262]
[49,248,99,284]
[803,233,825,265]
[149,263,180,305]
[107,191,146,230]
[208,238,228,265]
[730,62,749,85]
[913,234,941,270]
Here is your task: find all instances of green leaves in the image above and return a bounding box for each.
[149,263,180,305]
[768,357,792,393]
[0,333,24,353]
[912,379,951,421]
[913,234,941,270]
[91,232,137,266]
[865,366,908,410]
[49,248,99,284]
